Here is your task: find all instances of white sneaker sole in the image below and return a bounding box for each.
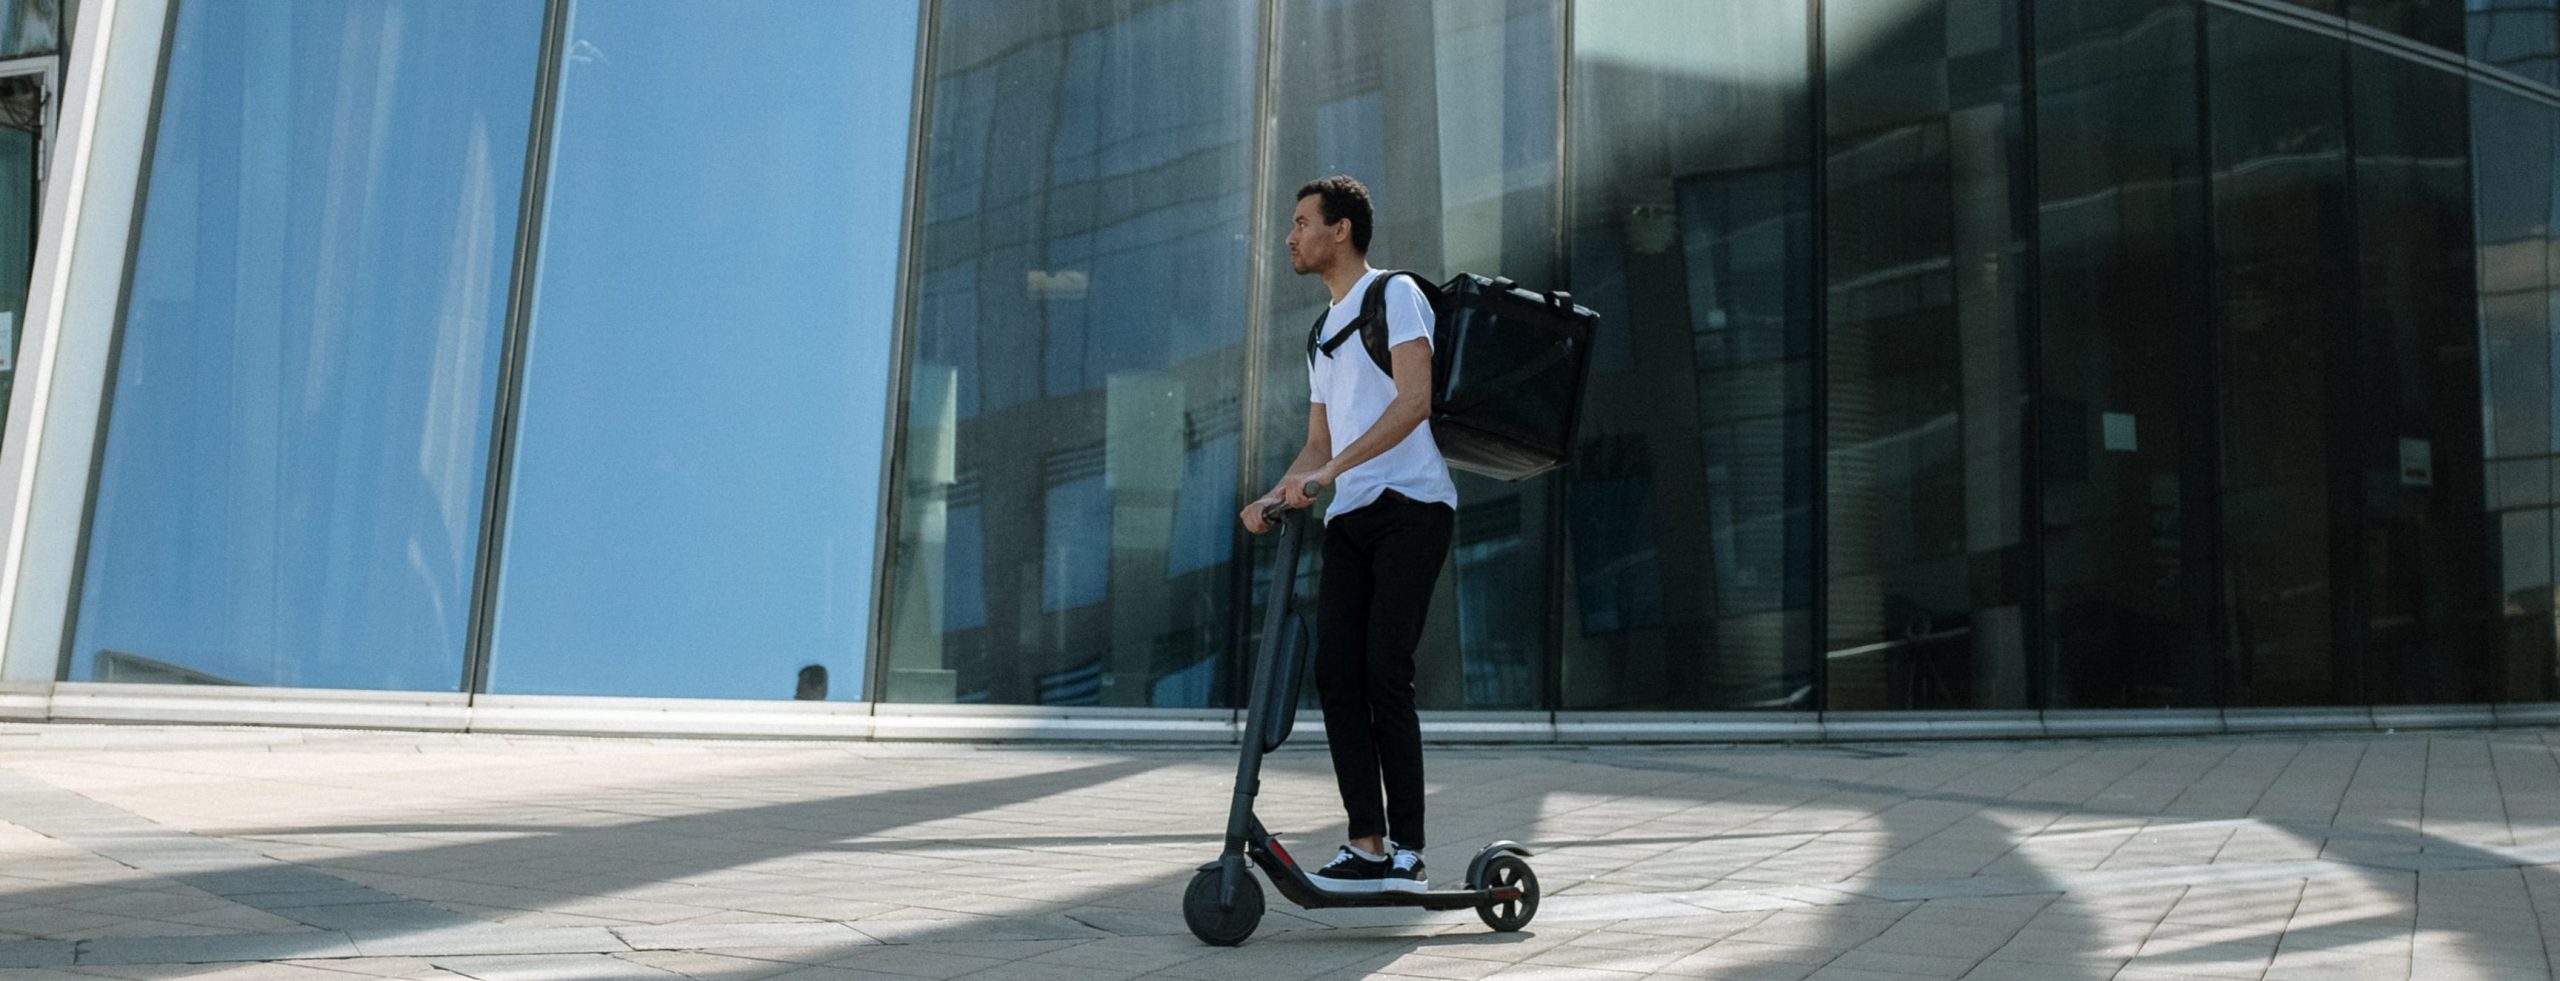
[1310,876,1387,894]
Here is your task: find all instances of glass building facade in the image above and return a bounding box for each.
[7,0,2560,734]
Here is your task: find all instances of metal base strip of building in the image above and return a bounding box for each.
[5,683,2557,745]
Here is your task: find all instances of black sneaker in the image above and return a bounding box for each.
[1310,844,1391,893]
[1385,846,1427,894]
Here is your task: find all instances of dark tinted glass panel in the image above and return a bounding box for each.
[2348,0,2465,50]
[2471,0,2560,86]
[2475,84,2560,701]
[2033,0,2217,708]
[2350,50,2487,703]
[1257,0,1562,710]
[884,0,1256,706]
[2210,11,2354,706]
[70,0,540,689]
[0,74,34,435]
[1561,0,1813,710]
[1823,0,2032,710]
[484,0,917,701]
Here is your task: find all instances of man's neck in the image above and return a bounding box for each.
[1320,259,1372,305]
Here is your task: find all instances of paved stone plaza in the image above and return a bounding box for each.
[2,724,2559,979]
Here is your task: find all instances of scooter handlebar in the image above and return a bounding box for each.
[1257,481,1320,527]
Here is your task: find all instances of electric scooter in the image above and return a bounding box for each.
[1183,491,1539,946]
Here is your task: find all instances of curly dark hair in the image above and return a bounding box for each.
[1296,175,1373,254]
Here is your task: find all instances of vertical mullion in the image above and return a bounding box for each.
[53,0,182,683]
[2335,28,2369,705]
[2193,0,2233,711]
[864,0,942,705]
[1227,0,1282,716]
[1545,0,1572,714]
[1808,0,1831,715]
[460,0,574,697]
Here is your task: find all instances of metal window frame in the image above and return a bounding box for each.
[39,0,172,685]
[863,0,940,707]
[461,0,576,699]
[0,0,153,692]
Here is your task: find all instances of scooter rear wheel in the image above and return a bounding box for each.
[1183,867,1263,946]
[1473,854,1539,932]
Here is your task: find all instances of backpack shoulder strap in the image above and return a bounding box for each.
[1352,270,1428,378]
[1305,308,1330,369]
[1313,271,1434,378]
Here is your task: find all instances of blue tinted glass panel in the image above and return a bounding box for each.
[483,0,918,701]
[70,0,540,689]
[2471,0,2560,86]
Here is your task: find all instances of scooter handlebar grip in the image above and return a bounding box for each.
[1256,481,1321,527]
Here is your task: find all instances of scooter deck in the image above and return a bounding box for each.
[1247,836,1523,912]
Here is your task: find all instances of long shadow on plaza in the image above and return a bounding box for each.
[1585,735,2560,977]
[5,734,2556,978]
[0,742,1609,977]
[0,756,1166,966]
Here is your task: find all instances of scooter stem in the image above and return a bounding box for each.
[1221,504,1306,908]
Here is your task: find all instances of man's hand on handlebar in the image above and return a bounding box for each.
[1282,471,1331,510]
[1239,475,1330,535]
[1239,496,1285,535]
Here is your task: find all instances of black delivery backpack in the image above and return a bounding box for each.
[1306,271,1599,481]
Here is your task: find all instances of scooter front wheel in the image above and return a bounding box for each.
[1183,867,1264,946]
[1473,854,1539,932]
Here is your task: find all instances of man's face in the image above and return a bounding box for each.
[1286,194,1344,275]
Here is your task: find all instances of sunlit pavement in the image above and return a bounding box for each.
[2,723,2559,979]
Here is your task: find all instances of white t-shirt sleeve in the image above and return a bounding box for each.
[1383,276,1433,350]
[1307,348,1326,405]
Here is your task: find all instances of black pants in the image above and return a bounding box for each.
[1315,494,1453,851]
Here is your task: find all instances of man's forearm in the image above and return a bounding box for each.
[1319,395,1428,482]
[1270,443,1331,496]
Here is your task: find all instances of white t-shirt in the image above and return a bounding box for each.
[1308,268,1459,521]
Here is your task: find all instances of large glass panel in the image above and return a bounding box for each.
[0,0,61,58]
[2349,0,2465,50]
[2210,11,2355,706]
[1822,0,2032,711]
[2033,0,2219,708]
[1257,0,1562,711]
[2351,50,2488,703]
[1560,0,1813,710]
[483,0,918,701]
[0,73,37,431]
[2475,83,2560,700]
[69,0,540,689]
[0,0,48,438]
[2471,0,2560,86]
[883,0,1257,706]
